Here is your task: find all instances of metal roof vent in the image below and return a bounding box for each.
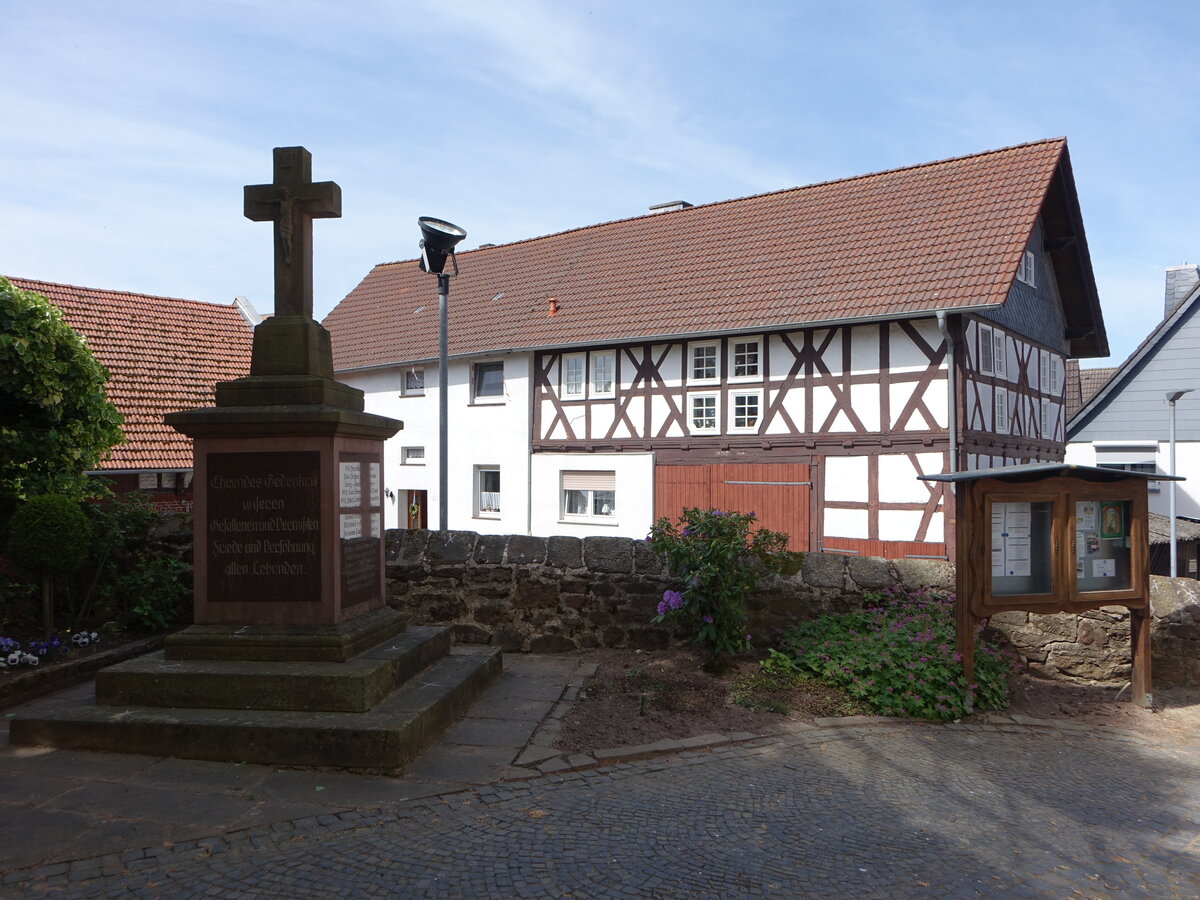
[648,200,693,213]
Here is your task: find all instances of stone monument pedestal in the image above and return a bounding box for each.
[8,147,502,769]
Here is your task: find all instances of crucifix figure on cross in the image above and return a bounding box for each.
[244,147,341,319]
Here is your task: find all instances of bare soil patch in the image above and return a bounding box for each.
[553,648,1200,754]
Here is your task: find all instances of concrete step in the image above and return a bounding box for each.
[95,626,452,713]
[9,646,503,770]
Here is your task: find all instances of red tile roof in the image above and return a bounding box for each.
[326,138,1104,371]
[6,277,254,471]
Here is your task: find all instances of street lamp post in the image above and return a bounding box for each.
[418,216,467,531]
[1167,389,1194,576]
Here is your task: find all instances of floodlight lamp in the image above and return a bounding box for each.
[1167,389,1194,403]
[418,216,467,274]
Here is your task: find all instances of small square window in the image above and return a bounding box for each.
[690,394,718,432]
[690,343,718,382]
[476,467,501,516]
[402,447,425,465]
[731,392,760,430]
[731,340,760,379]
[561,471,617,520]
[591,351,615,396]
[402,368,425,396]
[472,362,504,401]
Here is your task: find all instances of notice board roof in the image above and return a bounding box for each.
[920,463,1184,484]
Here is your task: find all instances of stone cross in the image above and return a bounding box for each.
[244,147,341,319]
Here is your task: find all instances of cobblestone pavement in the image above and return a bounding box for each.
[6,721,1199,898]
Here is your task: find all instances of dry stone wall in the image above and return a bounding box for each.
[385,530,1200,687]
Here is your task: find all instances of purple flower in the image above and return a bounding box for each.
[657,600,668,616]
[703,615,714,624]
[663,590,684,611]
[712,510,724,517]
[748,510,756,517]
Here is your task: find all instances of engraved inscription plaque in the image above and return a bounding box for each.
[339,451,383,608]
[207,452,321,603]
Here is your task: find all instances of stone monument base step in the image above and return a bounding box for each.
[98,626,451,713]
[165,606,407,663]
[10,646,502,770]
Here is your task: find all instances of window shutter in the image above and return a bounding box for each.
[1039,351,1048,392]
[562,471,616,492]
[995,389,1008,433]
[1050,357,1061,395]
[992,331,1006,378]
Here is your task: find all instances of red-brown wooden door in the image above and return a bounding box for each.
[654,463,810,550]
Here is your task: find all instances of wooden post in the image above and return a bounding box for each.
[1130,605,1152,708]
[956,601,975,713]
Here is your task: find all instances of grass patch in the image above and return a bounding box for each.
[731,665,870,716]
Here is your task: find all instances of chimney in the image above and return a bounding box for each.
[1165,264,1200,318]
[648,200,693,214]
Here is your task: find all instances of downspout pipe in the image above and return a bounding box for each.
[935,310,958,475]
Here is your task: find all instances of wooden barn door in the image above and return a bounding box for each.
[654,463,810,550]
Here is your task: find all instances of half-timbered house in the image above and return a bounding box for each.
[324,138,1107,556]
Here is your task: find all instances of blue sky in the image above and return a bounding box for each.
[3,0,1197,364]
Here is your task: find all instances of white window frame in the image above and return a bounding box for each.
[475,466,501,517]
[689,392,720,434]
[401,367,425,397]
[560,470,617,523]
[471,361,505,404]
[401,446,425,466]
[1038,350,1049,393]
[562,353,586,400]
[1018,250,1037,287]
[1049,355,1061,396]
[994,389,1008,434]
[729,390,762,433]
[1039,400,1050,440]
[992,329,1006,379]
[1094,442,1161,492]
[689,341,720,384]
[590,350,615,398]
[978,324,995,375]
[729,337,762,382]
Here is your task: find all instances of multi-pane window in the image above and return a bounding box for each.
[401,446,425,465]
[1018,250,1037,286]
[978,325,1006,378]
[690,343,718,381]
[731,392,760,430]
[402,368,425,396]
[563,354,586,398]
[562,471,616,519]
[1039,351,1049,393]
[994,389,1008,434]
[731,340,760,379]
[476,467,501,515]
[690,394,718,432]
[591,351,615,396]
[1040,400,1050,439]
[472,362,504,401]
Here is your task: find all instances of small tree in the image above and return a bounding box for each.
[0,277,124,504]
[647,508,789,672]
[6,494,93,636]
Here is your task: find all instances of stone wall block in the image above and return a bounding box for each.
[507,535,548,565]
[632,540,665,575]
[846,555,892,591]
[494,628,528,653]
[583,536,634,573]
[513,574,560,609]
[546,536,583,569]
[602,626,626,646]
[473,535,507,565]
[529,634,577,653]
[391,529,430,564]
[627,628,669,650]
[474,604,514,627]
[802,553,846,590]
[425,530,477,564]
[893,558,955,590]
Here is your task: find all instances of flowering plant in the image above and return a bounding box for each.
[774,585,1011,720]
[646,508,789,671]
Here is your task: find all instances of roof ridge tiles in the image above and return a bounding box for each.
[5,276,241,313]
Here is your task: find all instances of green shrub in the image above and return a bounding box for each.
[5,493,92,635]
[775,585,1011,721]
[102,554,189,632]
[647,508,789,671]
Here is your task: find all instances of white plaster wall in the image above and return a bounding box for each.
[529,452,655,538]
[1066,440,1200,519]
[824,507,868,538]
[344,353,533,533]
[824,456,868,502]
